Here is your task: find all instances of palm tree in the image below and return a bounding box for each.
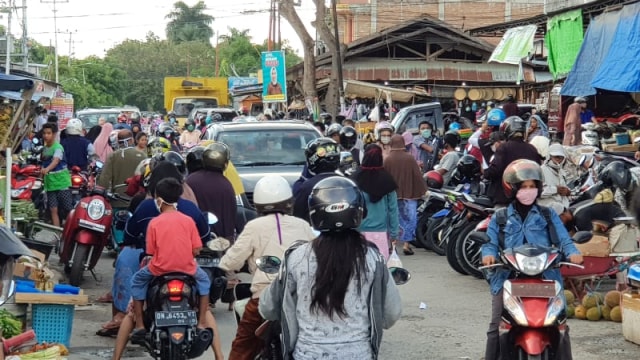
[165,1,214,44]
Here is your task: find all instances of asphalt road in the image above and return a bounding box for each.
[46,247,640,360]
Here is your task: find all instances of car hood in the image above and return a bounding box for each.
[235,165,303,193]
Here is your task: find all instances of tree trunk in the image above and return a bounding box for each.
[278,0,317,111]
[313,0,340,116]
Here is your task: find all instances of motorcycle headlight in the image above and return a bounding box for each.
[503,286,528,326]
[515,252,548,276]
[544,296,565,326]
[87,199,106,220]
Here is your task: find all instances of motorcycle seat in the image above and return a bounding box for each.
[473,197,494,208]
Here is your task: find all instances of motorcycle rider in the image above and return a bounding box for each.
[185,143,237,240]
[220,175,317,360]
[114,114,131,131]
[180,119,202,147]
[292,138,341,223]
[60,118,95,170]
[157,123,181,152]
[326,123,342,143]
[481,159,583,360]
[468,108,506,170]
[339,125,362,165]
[376,121,394,159]
[435,132,461,187]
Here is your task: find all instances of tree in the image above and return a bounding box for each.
[218,28,261,76]
[165,1,214,45]
[58,57,126,109]
[313,0,345,115]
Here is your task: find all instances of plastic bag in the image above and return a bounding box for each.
[387,248,403,269]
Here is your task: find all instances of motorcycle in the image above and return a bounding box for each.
[59,186,129,286]
[471,230,592,359]
[195,213,231,307]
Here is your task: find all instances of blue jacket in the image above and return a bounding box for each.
[61,135,90,169]
[481,204,580,295]
[358,191,399,239]
[123,198,211,249]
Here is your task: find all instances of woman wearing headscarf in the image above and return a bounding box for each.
[352,144,399,261]
[383,134,427,255]
[526,115,549,142]
[86,117,106,143]
[146,161,198,206]
[93,122,114,162]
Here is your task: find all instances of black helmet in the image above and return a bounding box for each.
[600,161,632,191]
[203,142,230,171]
[211,113,222,122]
[320,112,332,125]
[500,116,527,140]
[457,155,481,179]
[158,151,186,176]
[305,138,340,175]
[339,126,358,149]
[186,146,205,174]
[339,151,356,176]
[326,123,343,138]
[443,131,460,148]
[308,176,364,232]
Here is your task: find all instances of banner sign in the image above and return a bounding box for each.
[261,51,287,102]
[228,77,259,90]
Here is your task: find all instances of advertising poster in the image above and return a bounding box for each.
[261,51,287,103]
[46,96,74,129]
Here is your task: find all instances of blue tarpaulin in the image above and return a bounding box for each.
[560,9,619,96]
[591,2,640,92]
[0,73,34,92]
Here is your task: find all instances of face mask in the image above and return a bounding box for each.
[155,197,177,212]
[380,136,391,145]
[421,129,432,138]
[187,125,195,132]
[516,188,538,205]
[490,144,497,153]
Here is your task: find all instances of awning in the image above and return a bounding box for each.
[0,73,34,91]
[591,2,640,92]
[545,9,584,79]
[561,8,619,96]
[488,25,537,65]
[343,80,427,102]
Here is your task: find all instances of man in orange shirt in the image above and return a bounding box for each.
[129,178,211,341]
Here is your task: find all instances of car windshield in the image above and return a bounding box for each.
[218,129,320,166]
[77,112,120,128]
[173,98,219,116]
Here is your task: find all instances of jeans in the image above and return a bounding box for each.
[398,199,418,242]
[130,265,211,301]
[229,298,264,360]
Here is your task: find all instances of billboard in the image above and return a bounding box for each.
[261,51,287,103]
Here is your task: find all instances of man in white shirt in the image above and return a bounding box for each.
[34,108,48,133]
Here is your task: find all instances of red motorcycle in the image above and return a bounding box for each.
[10,163,42,201]
[471,231,591,359]
[59,186,128,286]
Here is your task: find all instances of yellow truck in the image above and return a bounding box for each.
[163,77,229,125]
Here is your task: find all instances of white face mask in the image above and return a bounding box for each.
[154,197,177,213]
[380,136,391,145]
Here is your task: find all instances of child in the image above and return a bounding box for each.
[41,122,72,227]
[129,178,211,342]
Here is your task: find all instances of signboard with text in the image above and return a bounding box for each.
[261,51,287,103]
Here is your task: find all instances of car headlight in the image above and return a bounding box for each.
[87,199,106,220]
[515,252,548,276]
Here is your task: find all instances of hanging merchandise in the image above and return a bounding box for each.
[545,9,584,79]
[489,25,537,65]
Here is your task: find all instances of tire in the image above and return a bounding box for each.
[425,217,448,256]
[68,243,90,287]
[446,219,468,275]
[454,220,484,279]
[416,214,433,250]
[517,347,550,360]
[160,342,186,360]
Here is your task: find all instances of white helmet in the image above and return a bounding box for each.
[375,121,394,140]
[65,118,83,136]
[253,175,293,214]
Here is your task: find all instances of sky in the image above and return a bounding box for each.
[6,0,317,60]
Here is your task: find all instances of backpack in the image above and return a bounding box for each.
[494,205,559,250]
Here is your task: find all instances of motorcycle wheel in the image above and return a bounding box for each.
[416,214,433,250]
[425,217,448,256]
[454,220,484,279]
[161,343,186,360]
[68,244,90,287]
[517,347,550,360]
[445,220,468,275]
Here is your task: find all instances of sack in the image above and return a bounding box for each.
[609,223,640,254]
[387,248,403,269]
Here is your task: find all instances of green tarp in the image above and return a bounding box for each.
[489,25,538,65]
[545,9,584,79]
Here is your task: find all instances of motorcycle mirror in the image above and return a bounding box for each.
[469,231,491,244]
[572,231,593,244]
[388,267,411,285]
[95,161,104,169]
[207,237,230,251]
[206,212,218,225]
[255,256,281,274]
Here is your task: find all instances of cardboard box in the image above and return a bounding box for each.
[13,250,48,280]
[575,234,610,257]
[622,292,640,345]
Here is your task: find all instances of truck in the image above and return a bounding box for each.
[163,77,229,125]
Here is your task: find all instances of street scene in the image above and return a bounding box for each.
[0,0,639,360]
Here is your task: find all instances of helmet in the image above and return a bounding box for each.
[339,151,356,176]
[185,119,195,129]
[186,146,205,174]
[449,122,461,131]
[442,132,460,148]
[326,123,343,138]
[308,176,364,232]
[599,161,632,192]
[424,170,444,189]
[158,123,175,139]
[375,121,394,140]
[202,142,230,171]
[158,151,186,176]
[305,138,340,175]
[486,109,507,126]
[500,116,527,140]
[65,118,83,135]
[456,155,481,179]
[147,136,171,156]
[339,126,358,149]
[575,96,587,104]
[211,113,222,122]
[253,175,293,215]
[319,113,332,124]
[134,158,151,177]
[109,131,120,150]
[502,159,543,198]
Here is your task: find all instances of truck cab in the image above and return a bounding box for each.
[164,77,229,126]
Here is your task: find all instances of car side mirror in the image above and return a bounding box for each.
[469,231,491,244]
[573,231,592,244]
[255,256,282,274]
[388,267,411,285]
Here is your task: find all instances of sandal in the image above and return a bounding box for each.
[96,327,119,337]
[403,248,415,256]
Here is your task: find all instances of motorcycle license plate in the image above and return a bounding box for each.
[510,283,556,298]
[155,310,197,327]
[197,257,220,267]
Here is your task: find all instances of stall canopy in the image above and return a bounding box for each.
[591,2,640,93]
[0,73,34,92]
[545,9,584,79]
[560,8,619,96]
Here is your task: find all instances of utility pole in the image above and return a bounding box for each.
[3,0,13,75]
[331,0,345,112]
[214,31,219,77]
[41,0,68,83]
[61,29,76,66]
[21,0,27,71]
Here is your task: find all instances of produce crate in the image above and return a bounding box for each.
[622,292,640,345]
[31,304,74,347]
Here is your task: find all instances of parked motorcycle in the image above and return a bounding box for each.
[471,230,591,359]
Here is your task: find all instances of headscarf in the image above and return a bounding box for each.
[147,161,183,196]
[94,122,114,162]
[86,125,102,143]
[351,144,397,203]
[383,135,427,199]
